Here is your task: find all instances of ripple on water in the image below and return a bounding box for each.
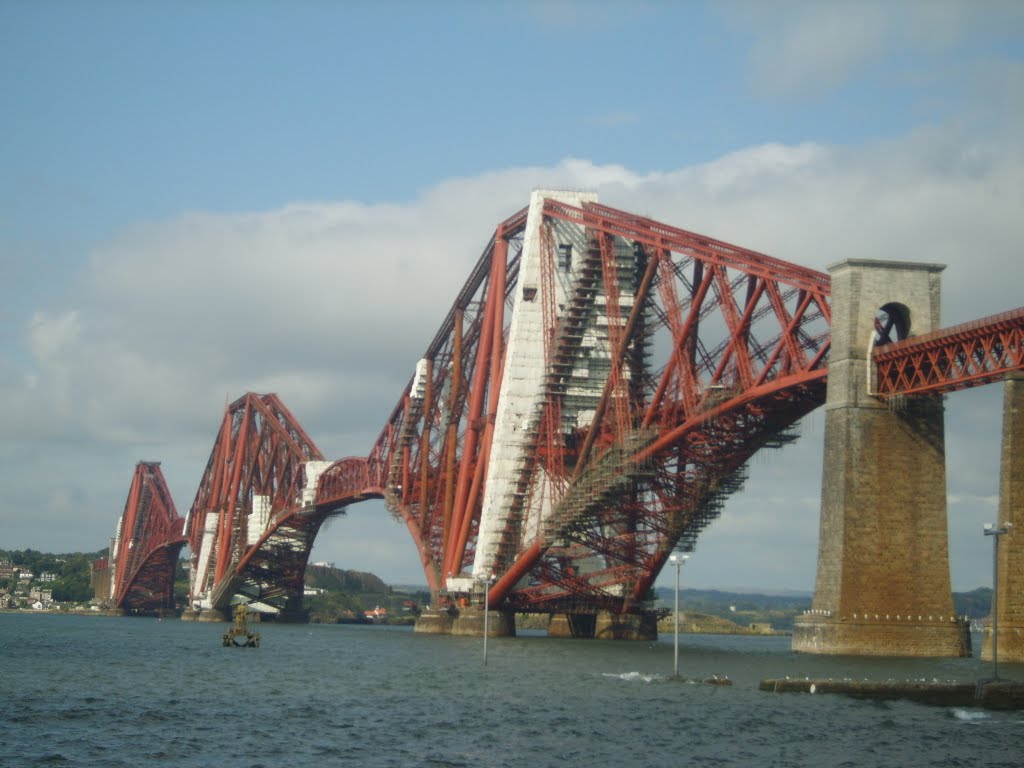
[3,615,1023,768]
[951,707,990,722]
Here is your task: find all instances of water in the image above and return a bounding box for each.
[2,614,1022,767]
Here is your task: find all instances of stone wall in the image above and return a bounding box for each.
[982,372,1024,663]
[794,259,968,657]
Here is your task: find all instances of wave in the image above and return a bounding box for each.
[952,708,990,723]
[601,671,664,683]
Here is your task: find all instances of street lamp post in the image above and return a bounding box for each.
[668,553,690,679]
[482,573,494,666]
[984,522,1013,681]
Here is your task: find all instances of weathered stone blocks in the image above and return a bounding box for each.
[982,372,1024,664]
[795,259,968,657]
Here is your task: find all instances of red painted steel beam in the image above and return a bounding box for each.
[111,461,186,611]
[480,201,831,611]
[873,306,1024,397]
[186,392,326,613]
[191,198,833,616]
[542,199,830,294]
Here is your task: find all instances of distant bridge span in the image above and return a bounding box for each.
[101,461,186,614]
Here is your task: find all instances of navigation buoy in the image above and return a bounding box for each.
[222,604,260,648]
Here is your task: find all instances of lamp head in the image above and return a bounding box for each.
[984,523,994,532]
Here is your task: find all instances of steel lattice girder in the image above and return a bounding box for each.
[186,393,327,612]
[346,197,833,615]
[873,306,1024,397]
[111,461,187,611]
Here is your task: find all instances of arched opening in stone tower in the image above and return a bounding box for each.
[873,301,911,347]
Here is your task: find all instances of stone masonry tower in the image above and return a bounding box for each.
[792,259,970,657]
[981,372,1024,664]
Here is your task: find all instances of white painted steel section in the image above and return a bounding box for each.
[109,515,123,597]
[301,460,333,506]
[192,515,218,606]
[412,358,430,400]
[446,576,475,593]
[472,189,598,581]
[248,495,271,546]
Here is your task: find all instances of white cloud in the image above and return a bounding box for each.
[735,0,1024,100]
[747,3,891,98]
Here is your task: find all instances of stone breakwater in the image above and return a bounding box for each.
[760,678,1024,710]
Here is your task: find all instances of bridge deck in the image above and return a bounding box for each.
[873,306,1024,396]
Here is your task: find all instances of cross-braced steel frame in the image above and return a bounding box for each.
[185,393,341,615]
[110,461,187,612]
[316,200,833,616]
[873,307,1024,397]
[175,199,1023,622]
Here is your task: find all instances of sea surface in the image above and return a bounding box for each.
[2,613,1022,767]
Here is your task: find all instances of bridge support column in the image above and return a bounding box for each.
[982,372,1024,664]
[793,259,970,657]
[451,608,516,638]
[195,608,230,623]
[548,613,597,639]
[594,611,658,641]
[414,608,456,634]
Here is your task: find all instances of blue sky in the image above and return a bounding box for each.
[2,0,1022,592]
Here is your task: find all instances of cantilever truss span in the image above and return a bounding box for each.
[185,393,349,616]
[109,461,187,612]
[158,195,1024,622]
[322,192,834,615]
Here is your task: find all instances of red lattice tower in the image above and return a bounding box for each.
[110,461,186,612]
[185,393,342,615]
[325,198,832,615]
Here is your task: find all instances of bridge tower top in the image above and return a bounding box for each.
[827,258,944,406]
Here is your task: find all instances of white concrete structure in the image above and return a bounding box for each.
[192,514,219,608]
[301,460,333,507]
[109,516,123,598]
[248,495,271,546]
[471,190,641,584]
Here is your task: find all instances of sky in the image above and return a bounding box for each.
[1,0,1022,593]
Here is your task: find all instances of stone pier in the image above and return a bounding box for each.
[413,608,455,634]
[181,610,229,622]
[451,609,516,637]
[547,613,598,638]
[982,372,1024,664]
[413,607,516,637]
[194,608,229,623]
[594,610,658,641]
[793,259,970,657]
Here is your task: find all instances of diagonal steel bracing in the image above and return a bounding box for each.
[109,461,187,612]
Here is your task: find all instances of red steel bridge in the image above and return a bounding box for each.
[104,191,1024,624]
[97,461,187,614]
